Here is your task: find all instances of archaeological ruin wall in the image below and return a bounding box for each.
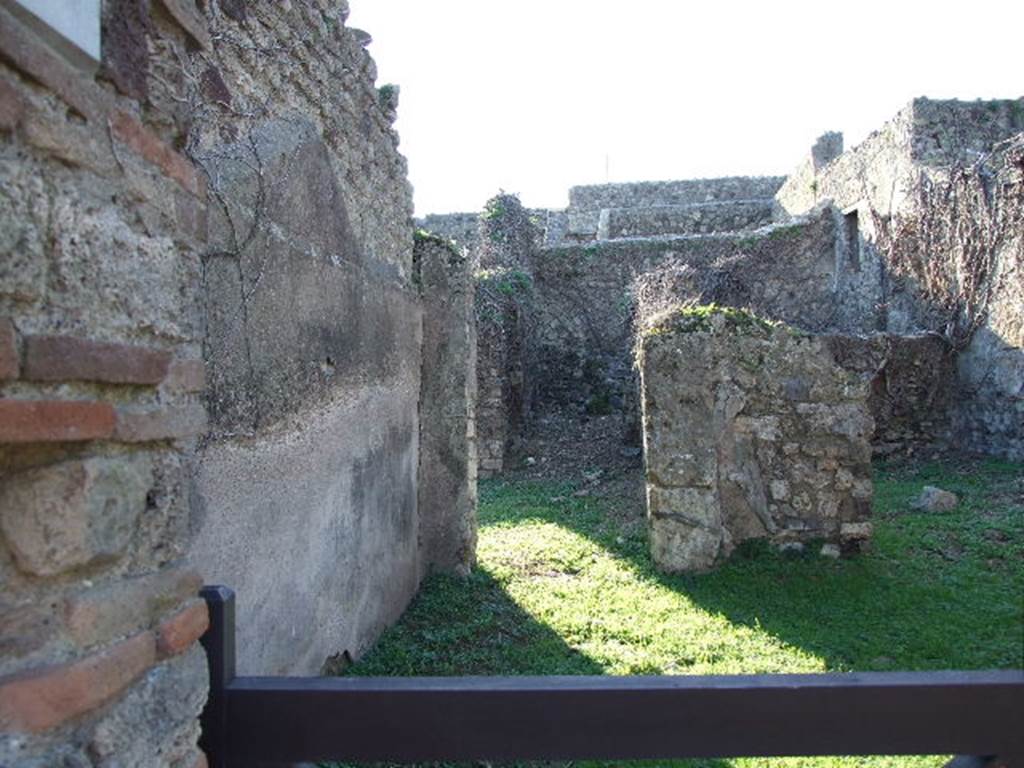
[415,233,478,574]
[638,308,874,573]
[776,98,1024,459]
[0,2,477,765]
[0,2,213,765]
[423,98,1022,469]
[177,1,428,678]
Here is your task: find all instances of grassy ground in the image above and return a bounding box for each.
[338,458,1023,768]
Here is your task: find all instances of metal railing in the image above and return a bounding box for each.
[198,586,1023,767]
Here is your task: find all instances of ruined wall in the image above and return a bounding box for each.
[639,308,874,573]
[416,234,477,576]
[1,1,468,764]
[531,208,842,414]
[0,2,211,765]
[418,212,481,259]
[776,99,1024,458]
[567,176,785,241]
[823,334,955,456]
[170,1,424,676]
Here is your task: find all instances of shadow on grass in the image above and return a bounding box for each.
[348,567,605,677]
[480,458,1024,673]
[340,568,733,768]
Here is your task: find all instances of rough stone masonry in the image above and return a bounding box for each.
[638,307,874,572]
[0,1,477,766]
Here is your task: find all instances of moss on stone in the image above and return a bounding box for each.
[645,303,777,338]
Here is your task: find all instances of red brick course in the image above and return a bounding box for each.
[0,400,116,443]
[0,631,156,733]
[156,600,210,659]
[0,318,18,379]
[109,109,205,198]
[65,567,204,649]
[22,335,172,385]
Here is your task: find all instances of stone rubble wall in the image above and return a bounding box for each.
[775,98,1024,459]
[639,309,874,573]
[568,176,785,240]
[823,334,956,455]
[1,0,478,764]
[599,199,775,240]
[0,1,213,765]
[415,235,478,575]
[531,209,842,417]
[418,212,482,259]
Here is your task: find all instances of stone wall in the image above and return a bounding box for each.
[176,2,427,677]
[0,1,211,764]
[775,98,1024,458]
[568,176,785,240]
[639,308,874,573]
[474,269,531,477]
[416,234,478,575]
[418,212,481,259]
[823,334,956,456]
[1,0,477,764]
[531,208,842,415]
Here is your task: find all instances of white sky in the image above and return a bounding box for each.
[347,0,1024,216]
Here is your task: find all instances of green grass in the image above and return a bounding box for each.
[336,458,1023,768]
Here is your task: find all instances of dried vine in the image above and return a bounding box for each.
[871,135,1024,349]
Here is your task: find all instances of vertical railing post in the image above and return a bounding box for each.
[199,585,236,768]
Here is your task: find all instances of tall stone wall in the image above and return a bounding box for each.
[0,2,211,765]
[415,234,478,575]
[174,2,425,676]
[776,98,1024,458]
[567,176,786,241]
[1,0,477,764]
[639,308,874,573]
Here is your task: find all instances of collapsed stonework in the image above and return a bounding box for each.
[638,307,874,572]
[1,2,476,765]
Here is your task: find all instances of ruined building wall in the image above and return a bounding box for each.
[171,2,425,676]
[416,234,478,575]
[1,0,477,764]
[530,208,843,415]
[0,2,212,765]
[776,98,1024,458]
[639,308,874,573]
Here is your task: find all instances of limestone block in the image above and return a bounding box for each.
[649,515,723,574]
[0,456,152,576]
[911,486,959,513]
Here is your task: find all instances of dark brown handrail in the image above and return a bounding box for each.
[198,586,1023,767]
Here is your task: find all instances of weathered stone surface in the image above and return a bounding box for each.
[912,486,959,513]
[0,317,18,379]
[115,403,208,442]
[416,235,478,575]
[87,645,207,767]
[0,456,152,576]
[639,308,873,572]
